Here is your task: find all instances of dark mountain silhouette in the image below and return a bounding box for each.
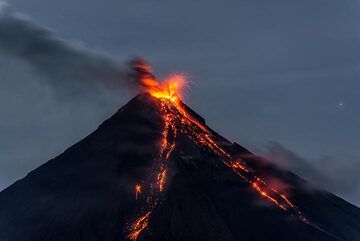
[0,94,359,241]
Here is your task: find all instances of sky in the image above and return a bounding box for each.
[1,0,359,206]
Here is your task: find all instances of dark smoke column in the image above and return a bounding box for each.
[128,58,159,90]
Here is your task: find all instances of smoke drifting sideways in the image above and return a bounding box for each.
[256,142,360,207]
[0,1,140,98]
[0,1,143,191]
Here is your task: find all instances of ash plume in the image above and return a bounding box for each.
[0,1,142,192]
[0,1,158,194]
[0,2,133,96]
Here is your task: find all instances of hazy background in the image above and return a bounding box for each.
[1,0,359,206]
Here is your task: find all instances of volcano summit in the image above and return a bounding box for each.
[0,64,359,241]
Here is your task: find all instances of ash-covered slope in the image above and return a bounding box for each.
[0,94,359,241]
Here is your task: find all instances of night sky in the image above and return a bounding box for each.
[1,0,359,206]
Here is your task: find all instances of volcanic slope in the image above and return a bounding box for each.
[0,94,359,241]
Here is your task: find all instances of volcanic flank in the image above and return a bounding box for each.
[0,62,360,241]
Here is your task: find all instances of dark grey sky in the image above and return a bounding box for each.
[1,0,359,205]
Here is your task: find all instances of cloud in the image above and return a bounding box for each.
[258,141,360,206]
[0,2,131,98]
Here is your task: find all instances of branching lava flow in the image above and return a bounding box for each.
[127,60,308,240]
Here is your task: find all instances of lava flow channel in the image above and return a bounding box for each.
[127,89,179,240]
[127,66,308,240]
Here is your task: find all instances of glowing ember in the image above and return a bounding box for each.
[157,168,167,192]
[127,60,308,240]
[231,161,249,173]
[135,185,141,200]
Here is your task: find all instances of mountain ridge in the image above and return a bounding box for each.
[0,93,359,241]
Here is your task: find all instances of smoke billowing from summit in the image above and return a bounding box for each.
[0,2,167,194]
[0,2,136,96]
[0,1,141,192]
[1,0,359,209]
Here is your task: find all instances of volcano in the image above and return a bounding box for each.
[1,72,360,241]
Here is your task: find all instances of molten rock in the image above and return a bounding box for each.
[0,70,359,241]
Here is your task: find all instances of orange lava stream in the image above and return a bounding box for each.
[128,73,308,240]
[128,211,151,241]
[128,98,178,240]
[174,105,307,222]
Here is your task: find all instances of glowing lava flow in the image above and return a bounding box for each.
[127,82,180,240]
[127,71,308,240]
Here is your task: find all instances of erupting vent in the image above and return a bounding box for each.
[127,60,308,240]
[0,58,358,241]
